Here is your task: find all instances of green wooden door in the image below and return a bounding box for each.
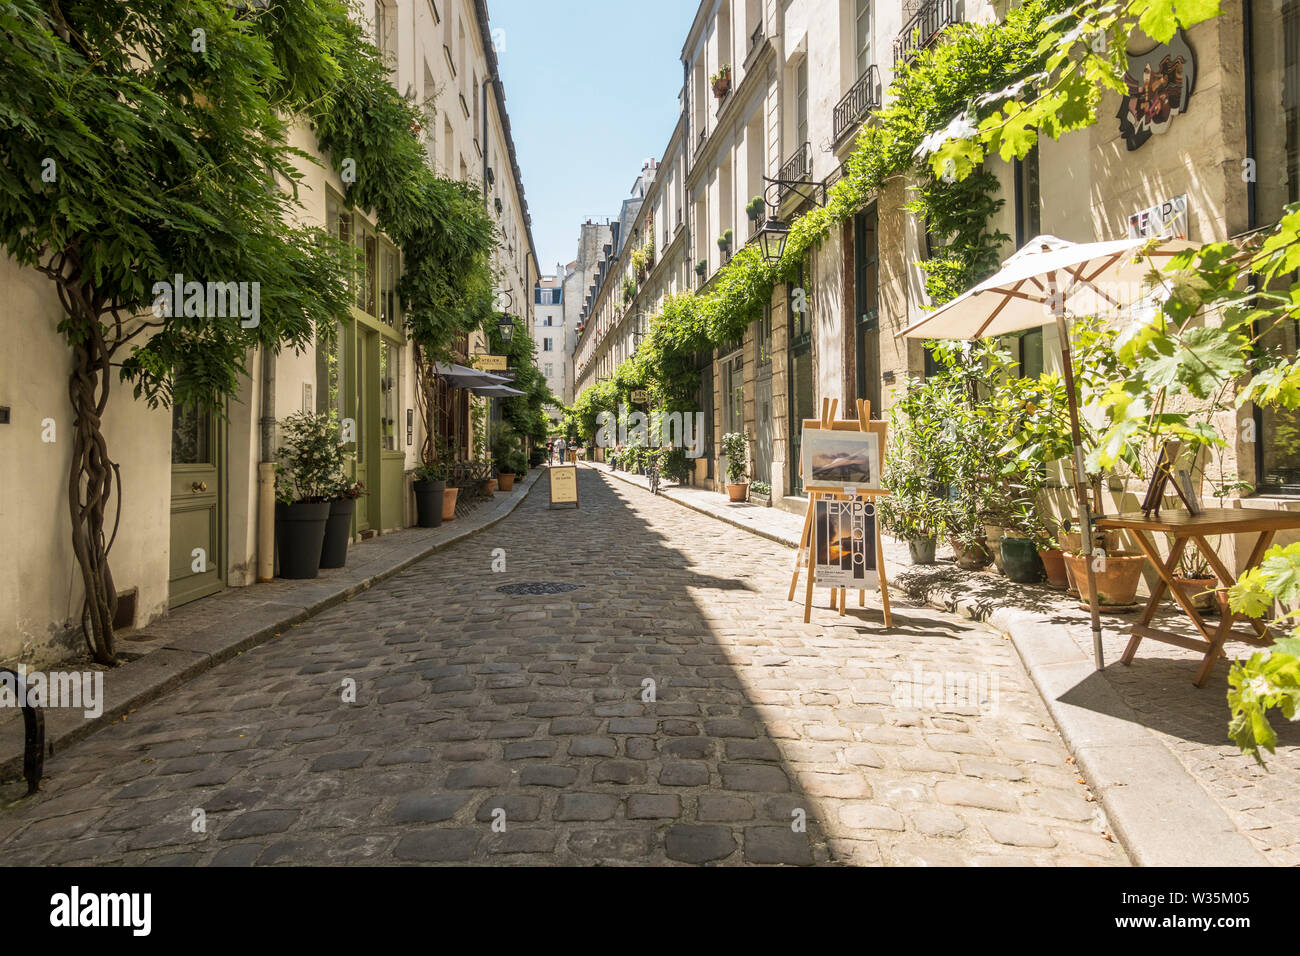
[169,404,223,608]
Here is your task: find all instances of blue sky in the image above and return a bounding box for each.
[489,0,701,275]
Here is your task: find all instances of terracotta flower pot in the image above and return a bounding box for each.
[727,482,749,503]
[1173,575,1219,613]
[442,486,459,522]
[950,536,992,571]
[1063,551,1147,607]
[1038,548,1069,590]
[498,472,516,492]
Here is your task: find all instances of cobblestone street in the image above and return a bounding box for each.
[0,469,1127,866]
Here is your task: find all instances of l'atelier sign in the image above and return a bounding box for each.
[1118,30,1196,151]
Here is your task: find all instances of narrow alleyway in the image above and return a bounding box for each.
[0,469,1126,866]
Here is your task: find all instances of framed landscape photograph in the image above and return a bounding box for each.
[801,427,883,494]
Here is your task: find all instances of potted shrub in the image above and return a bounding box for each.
[492,427,524,492]
[746,196,765,225]
[1063,549,1147,607]
[717,230,733,258]
[1172,550,1219,614]
[1036,523,1070,590]
[321,479,367,570]
[711,64,731,98]
[721,431,749,502]
[879,490,946,565]
[695,259,707,278]
[274,411,343,580]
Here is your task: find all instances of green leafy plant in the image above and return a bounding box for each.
[746,196,766,221]
[721,432,749,484]
[717,230,734,251]
[751,480,772,497]
[276,411,347,505]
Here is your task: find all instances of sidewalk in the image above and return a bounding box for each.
[0,470,542,786]
[594,462,1286,866]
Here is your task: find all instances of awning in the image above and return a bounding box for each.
[433,363,509,388]
[470,384,526,398]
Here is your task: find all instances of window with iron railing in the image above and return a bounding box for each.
[833,64,882,144]
[894,0,959,66]
[778,142,812,203]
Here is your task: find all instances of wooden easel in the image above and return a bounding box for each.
[787,397,893,626]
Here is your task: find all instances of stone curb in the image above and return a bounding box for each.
[0,470,543,784]
[594,463,1268,866]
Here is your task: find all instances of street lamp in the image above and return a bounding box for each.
[756,216,790,265]
[497,314,515,343]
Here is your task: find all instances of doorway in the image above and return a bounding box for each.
[169,403,224,608]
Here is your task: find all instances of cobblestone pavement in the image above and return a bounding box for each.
[0,469,1127,866]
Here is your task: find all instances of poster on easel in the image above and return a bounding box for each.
[549,464,579,509]
[814,497,879,590]
[787,397,893,626]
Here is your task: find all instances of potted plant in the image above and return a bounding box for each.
[711,64,731,98]
[721,431,749,502]
[1172,549,1219,614]
[1036,522,1070,590]
[879,490,947,565]
[695,259,707,278]
[413,434,453,528]
[1000,500,1046,585]
[321,479,367,570]
[746,196,765,225]
[717,230,733,258]
[274,411,344,580]
[492,426,528,493]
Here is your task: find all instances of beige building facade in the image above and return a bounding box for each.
[0,0,536,666]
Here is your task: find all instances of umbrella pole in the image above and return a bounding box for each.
[1054,304,1105,670]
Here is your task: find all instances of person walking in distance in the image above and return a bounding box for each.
[555,435,567,465]
[546,437,554,464]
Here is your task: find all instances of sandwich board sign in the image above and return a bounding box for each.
[549,464,579,509]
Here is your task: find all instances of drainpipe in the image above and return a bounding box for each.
[257,345,276,583]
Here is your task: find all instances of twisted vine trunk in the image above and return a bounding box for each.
[47,248,121,666]
[67,314,119,665]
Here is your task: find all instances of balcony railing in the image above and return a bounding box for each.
[833,65,882,145]
[778,142,812,203]
[893,0,959,66]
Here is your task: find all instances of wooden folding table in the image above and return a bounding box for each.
[1095,508,1300,687]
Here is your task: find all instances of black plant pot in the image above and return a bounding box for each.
[319,497,356,570]
[275,500,331,580]
[414,478,445,528]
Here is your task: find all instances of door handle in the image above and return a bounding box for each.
[191,481,207,493]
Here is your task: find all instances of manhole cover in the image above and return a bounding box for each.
[496,582,583,595]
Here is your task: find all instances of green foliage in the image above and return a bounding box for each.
[721,432,749,483]
[491,424,528,476]
[746,196,766,221]
[276,411,346,504]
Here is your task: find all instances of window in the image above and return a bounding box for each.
[1251,0,1300,491]
[379,340,398,452]
[796,58,809,148]
[544,364,553,378]
[854,208,880,415]
[1014,145,1042,247]
[544,338,553,352]
[375,0,396,62]
[855,0,872,77]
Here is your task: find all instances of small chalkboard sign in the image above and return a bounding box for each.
[549,464,579,509]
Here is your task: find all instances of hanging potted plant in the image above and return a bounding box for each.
[746,196,765,225]
[721,431,749,502]
[695,259,707,278]
[274,411,344,580]
[717,229,733,259]
[321,479,368,570]
[711,64,732,98]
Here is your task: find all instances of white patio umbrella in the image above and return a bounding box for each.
[899,234,1197,670]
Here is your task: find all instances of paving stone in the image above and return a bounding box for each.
[659,762,711,787]
[504,740,557,760]
[555,793,619,822]
[665,825,737,863]
[309,751,371,772]
[519,765,578,788]
[219,810,300,841]
[393,829,480,862]
[697,795,756,822]
[391,794,472,823]
[445,764,511,789]
[839,805,905,831]
[721,764,790,792]
[568,736,617,757]
[935,781,1019,813]
[475,794,542,823]
[627,793,682,820]
[985,818,1057,848]
[488,829,558,855]
[744,826,815,865]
